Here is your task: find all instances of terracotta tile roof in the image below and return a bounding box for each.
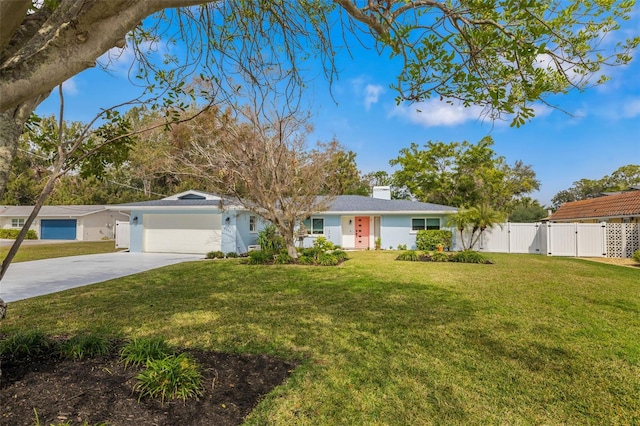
[550,191,640,221]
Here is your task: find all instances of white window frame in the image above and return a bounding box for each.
[303,217,324,235]
[11,218,25,229]
[249,215,257,233]
[410,217,440,233]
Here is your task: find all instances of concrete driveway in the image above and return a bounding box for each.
[0,252,202,303]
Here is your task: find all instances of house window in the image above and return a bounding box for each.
[303,217,324,235]
[11,218,24,228]
[249,215,257,233]
[411,218,440,231]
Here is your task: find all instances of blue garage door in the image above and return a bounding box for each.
[41,219,77,240]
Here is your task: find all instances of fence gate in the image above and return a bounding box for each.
[576,223,607,257]
[546,223,579,256]
[115,220,130,249]
[456,222,640,258]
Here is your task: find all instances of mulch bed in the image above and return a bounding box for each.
[0,349,297,425]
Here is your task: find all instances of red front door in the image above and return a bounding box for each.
[355,216,370,249]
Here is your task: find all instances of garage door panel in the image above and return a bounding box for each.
[143,214,221,254]
[41,219,77,240]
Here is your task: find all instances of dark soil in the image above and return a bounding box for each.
[0,349,297,425]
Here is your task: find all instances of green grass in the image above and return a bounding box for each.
[2,251,639,424]
[0,241,117,263]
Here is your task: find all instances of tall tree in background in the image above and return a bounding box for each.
[321,143,370,196]
[551,164,640,209]
[1,0,638,200]
[174,107,340,259]
[391,137,539,210]
[508,197,548,223]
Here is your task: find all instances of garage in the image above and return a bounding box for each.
[40,219,77,240]
[143,213,222,254]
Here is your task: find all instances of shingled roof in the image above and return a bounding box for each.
[550,190,640,221]
[113,191,458,214]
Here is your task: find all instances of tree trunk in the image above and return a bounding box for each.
[0,112,21,201]
[283,223,299,259]
[0,170,61,283]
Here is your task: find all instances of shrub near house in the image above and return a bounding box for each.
[415,230,453,251]
[249,232,348,266]
[0,229,37,239]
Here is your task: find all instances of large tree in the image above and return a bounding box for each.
[390,136,539,210]
[321,144,370,196]
[1,0,638,199]
[173,106,341,259]
[551,164,640,209]
[507,197,549,223]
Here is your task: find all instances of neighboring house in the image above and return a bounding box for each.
[549,190,640,223]
[113,188,458,255]
[0,205,129,240]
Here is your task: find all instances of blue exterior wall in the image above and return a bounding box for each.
[380,215,412,249]
[129,208,453,253]
[379,215,454,250]
[232,211,267,253]
[300,214,451,250]
[129,210,144,252]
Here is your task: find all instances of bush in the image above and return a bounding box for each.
[0,330,53,359]
[120,337,174,368]
[331,249,349,262]
[429,252,450,262]
[318,253,339,266]
[313,236,335,251]
[248,249,273,265]
[257,225,285,252]
[60,334,112,360]
[632,249,640,264]
[296,255,315,265]
[205,250,225,259]
[416,230,453,251]
[225,251,239,258]
[275,251,293,264]
[134,353,203,406]
[0,228,38,239]
[451,250,489,264]
[396,250,419,261]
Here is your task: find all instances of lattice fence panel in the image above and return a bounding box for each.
[606,223,640,258]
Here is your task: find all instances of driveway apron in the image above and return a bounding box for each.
[0,252,202,302]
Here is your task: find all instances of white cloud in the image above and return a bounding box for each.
[388,98,555,128]
[388,99,485,127]
[364,84,384,110]
[61,77,79,96]
[621,98,640,118]
[348,78,385,110]
[583,96,640,120]
[98,39,169,77]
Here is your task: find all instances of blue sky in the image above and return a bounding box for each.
[35,7,640,207]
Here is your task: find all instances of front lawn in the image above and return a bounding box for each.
[2,251,639,424]
[0,240,118,263]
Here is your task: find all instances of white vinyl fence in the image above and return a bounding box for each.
[454,222,640,258]
[115,220,130,249]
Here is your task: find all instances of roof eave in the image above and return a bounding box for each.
[107,205,245,211]
[319,210,458,215]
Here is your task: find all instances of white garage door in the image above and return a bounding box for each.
[143,214,222,254]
